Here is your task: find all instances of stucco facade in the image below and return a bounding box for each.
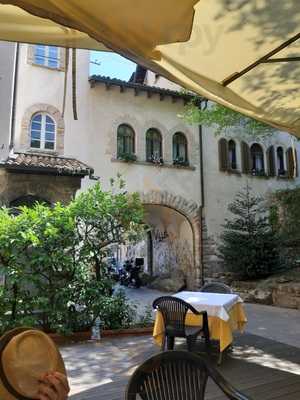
[0,41,16,160]
[0,42,300,287]
[201,128,300,276]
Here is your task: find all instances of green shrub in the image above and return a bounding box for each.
[0,178,145,335]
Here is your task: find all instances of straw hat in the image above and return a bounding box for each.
[0,327,66,400]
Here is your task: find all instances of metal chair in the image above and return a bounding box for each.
[125,350,251,400]
[152,296,210,352]
[200,282,233,294]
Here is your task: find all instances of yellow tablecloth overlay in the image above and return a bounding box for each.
[153,303,247,352]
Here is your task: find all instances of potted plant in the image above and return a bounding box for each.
[118,152,137,162]
[173,157,189,167]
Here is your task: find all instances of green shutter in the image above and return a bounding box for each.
[241,141,250,174]
[287,147,294,179]
[218,138,228,171]
[287,147,298,178]
[266,146,275,177]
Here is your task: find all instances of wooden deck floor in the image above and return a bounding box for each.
[66,333,300,400]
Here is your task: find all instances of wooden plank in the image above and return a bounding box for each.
[68,333,300,400]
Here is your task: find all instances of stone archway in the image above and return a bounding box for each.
[140,190,202,289]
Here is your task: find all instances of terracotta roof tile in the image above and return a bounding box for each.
[2,152,93,176]
[88,74,203,105]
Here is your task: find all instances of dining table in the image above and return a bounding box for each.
[153,290,247,360]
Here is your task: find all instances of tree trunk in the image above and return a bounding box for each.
[95,258,101,281]
[11,283,18,321]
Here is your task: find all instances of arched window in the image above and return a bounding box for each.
[228,140,237,170]
[277,147,285,175]
[250,143,264,175]
[117,124,135,157]
[30,113,56,150]
[146,129,162,162]
[173,132,188,165]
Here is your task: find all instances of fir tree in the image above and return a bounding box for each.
[218,184,280,279]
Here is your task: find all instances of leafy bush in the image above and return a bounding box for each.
[270,187,300,266]
[136,305,154,328]
[182,101,276,138]
[218,185,281,279]
[118,153,137,162]
[0,179,145,335]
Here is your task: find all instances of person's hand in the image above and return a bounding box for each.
[38,371,70,400]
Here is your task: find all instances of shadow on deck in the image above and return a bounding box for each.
[65,333,300,400]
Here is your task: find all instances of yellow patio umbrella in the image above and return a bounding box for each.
[0,1,300,137]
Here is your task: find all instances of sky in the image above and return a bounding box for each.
[90,51,136,81]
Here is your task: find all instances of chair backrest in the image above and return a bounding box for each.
[126,351,252,400]
[200,282,233,294]
[152,296,196,336]
[126,351,208,400]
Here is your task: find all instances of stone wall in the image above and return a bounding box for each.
[230,273,300,310]
[0,169,82,205]
[202,218,224,279]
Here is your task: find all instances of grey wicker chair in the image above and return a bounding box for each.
[200,282,233,294]
[152,296,210,353]
[126,350,251,400]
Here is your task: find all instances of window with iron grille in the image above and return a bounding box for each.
[117,124,135,157]
[250,143,264,175]
[146,128,162,162]
[173,132,188,165]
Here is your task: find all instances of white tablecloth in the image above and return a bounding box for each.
[173,291,243,322]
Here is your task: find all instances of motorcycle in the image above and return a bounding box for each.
[119,258,143,288]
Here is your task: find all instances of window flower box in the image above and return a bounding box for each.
[117,153,137,162]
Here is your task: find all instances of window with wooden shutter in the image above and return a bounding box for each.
[218,138,228,171]
[286,147,298,179]
[241,141,250,174]
[266,146,275,177]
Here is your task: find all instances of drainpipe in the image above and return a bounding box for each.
[199,100,208,286]
[9,43,19,151]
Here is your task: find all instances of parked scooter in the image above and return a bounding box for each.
[119,258,143,288]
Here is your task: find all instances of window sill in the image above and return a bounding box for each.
[277,175,294,180]
[249,171,267,178]
[111,158,195,170]
[225,169,242,176]
[30,62,64,72]
[27,148,59,156]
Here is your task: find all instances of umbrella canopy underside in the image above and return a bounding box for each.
[0,1,300,136]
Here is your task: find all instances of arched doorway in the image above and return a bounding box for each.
[144,205,194,284]
[140,191,201,289]
[10,195,50,215]
[10,195,50,208]
[117,191,201,289]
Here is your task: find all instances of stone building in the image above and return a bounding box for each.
[0,42,299,289]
